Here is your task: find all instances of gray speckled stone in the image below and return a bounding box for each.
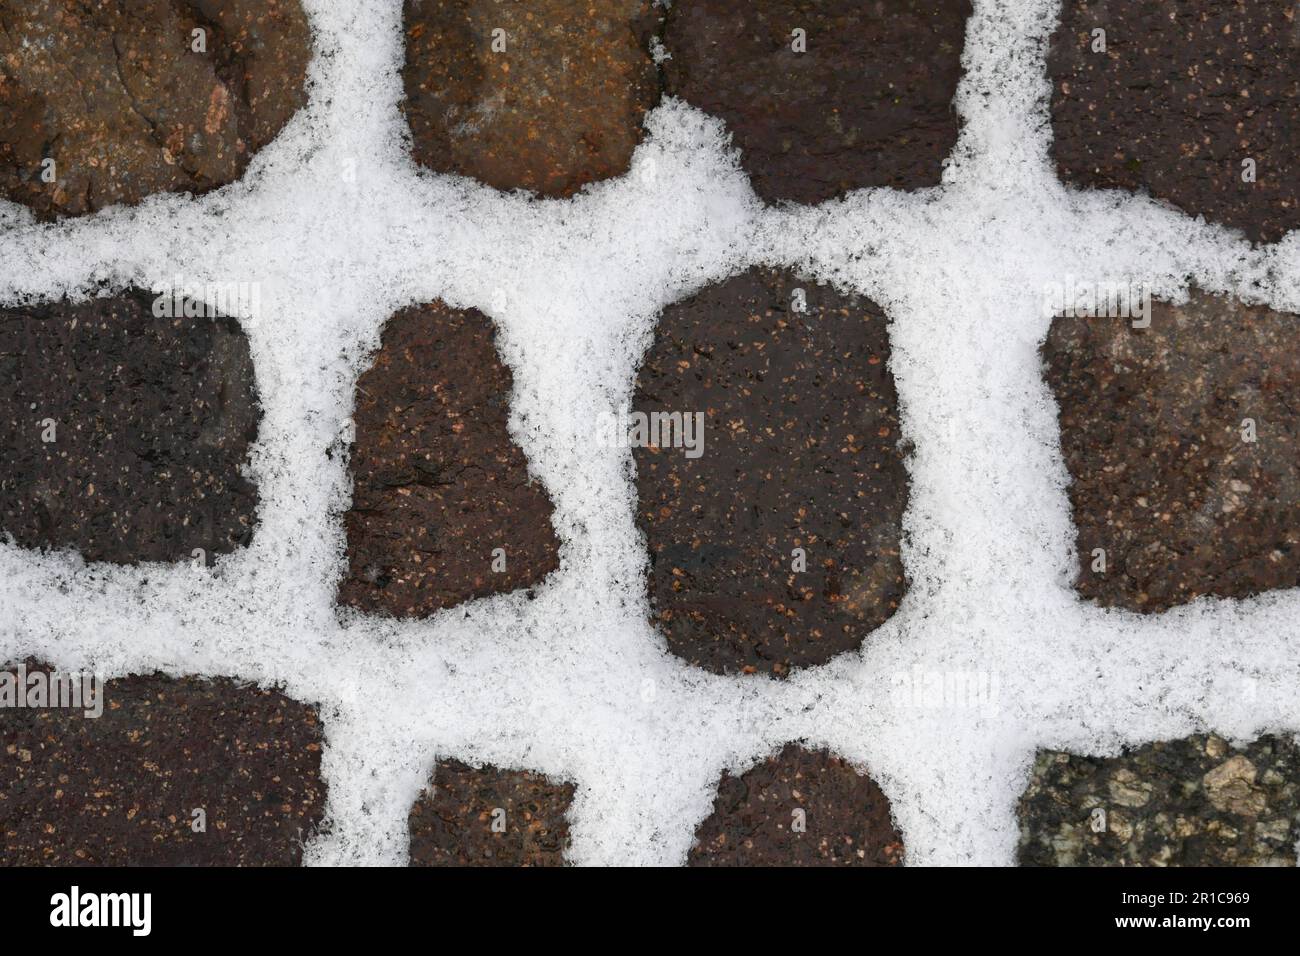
[1018,733,1300,867]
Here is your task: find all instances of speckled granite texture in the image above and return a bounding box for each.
[1043,288,1300,612]
[1048,0,1300,244]
[689,743,904,866]
[1018,733,1300,866]
[339,301,560,617]
[633,267,909,677]
[408,758,574,866]
[0,290,261,565]
[663,0,971,205]
[0,663,325,866]
[0,0,312,219]
[401,0,663,197]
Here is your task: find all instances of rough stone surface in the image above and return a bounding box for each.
[339,302,560,617]
[1043,289,1300,612]
[0,0,312,220]
[633,267,909,677]
[401,0,663,198]
[0,662,326,866]
[408,758,573,866]
[689,743,904,866]
[1018,733,1300,866]
[662,0,971,205]
[1048,0,1300,245]
[0,290,261,565]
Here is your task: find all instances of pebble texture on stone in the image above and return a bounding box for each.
[633,268,909,677]
[689,743,904,866]
[1048,0,1300,245]
[662,0,971,205]
[0,290,261,565]
[401,0,663,198]
[0,0,312,220]
[1043,289,1300,612]
[0,663,326,866]
[408,758,574,866]
[1018,733,1300,867]
[339,302,560,617]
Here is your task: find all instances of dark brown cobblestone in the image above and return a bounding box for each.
[663,0,971,205]
[1043,288,1300,612]
[0,662,326,866]
[634,267,909,677]
[408,758,573,866]
[689,743,904,866]
[1048,0,1300,244]
[339,302,560,617]
[0,290,260,565]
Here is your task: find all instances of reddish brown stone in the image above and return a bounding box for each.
[663,0,971,205]
[0,662,326,866]
[0,0,312,220]
[339,302,560,617]
[1043,288,1300,612]
[689,743,904,866]
[1048,0,1300,245]
[0,289,260,565]
[408,758,573,867]
[401,0,663,197]
[633,268,909,677]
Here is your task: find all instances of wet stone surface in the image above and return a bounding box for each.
[0,290,261,565]
[1018,733,1300,867]
[662,0,971,205]
[339,302,560,617]
[1043,289,1300,613]
[0,662,326,866]
[408,758,573,866]
[633,267,909,678]
[0,0,312,220]
[1048,0,1300,245]
[401,0,663,198]
[689,743,904,866]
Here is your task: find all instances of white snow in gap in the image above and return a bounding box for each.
[2,0,1299,867]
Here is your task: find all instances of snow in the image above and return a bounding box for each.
[2,0,1299,865]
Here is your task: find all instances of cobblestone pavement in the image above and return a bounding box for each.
[2,0,1300,867]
